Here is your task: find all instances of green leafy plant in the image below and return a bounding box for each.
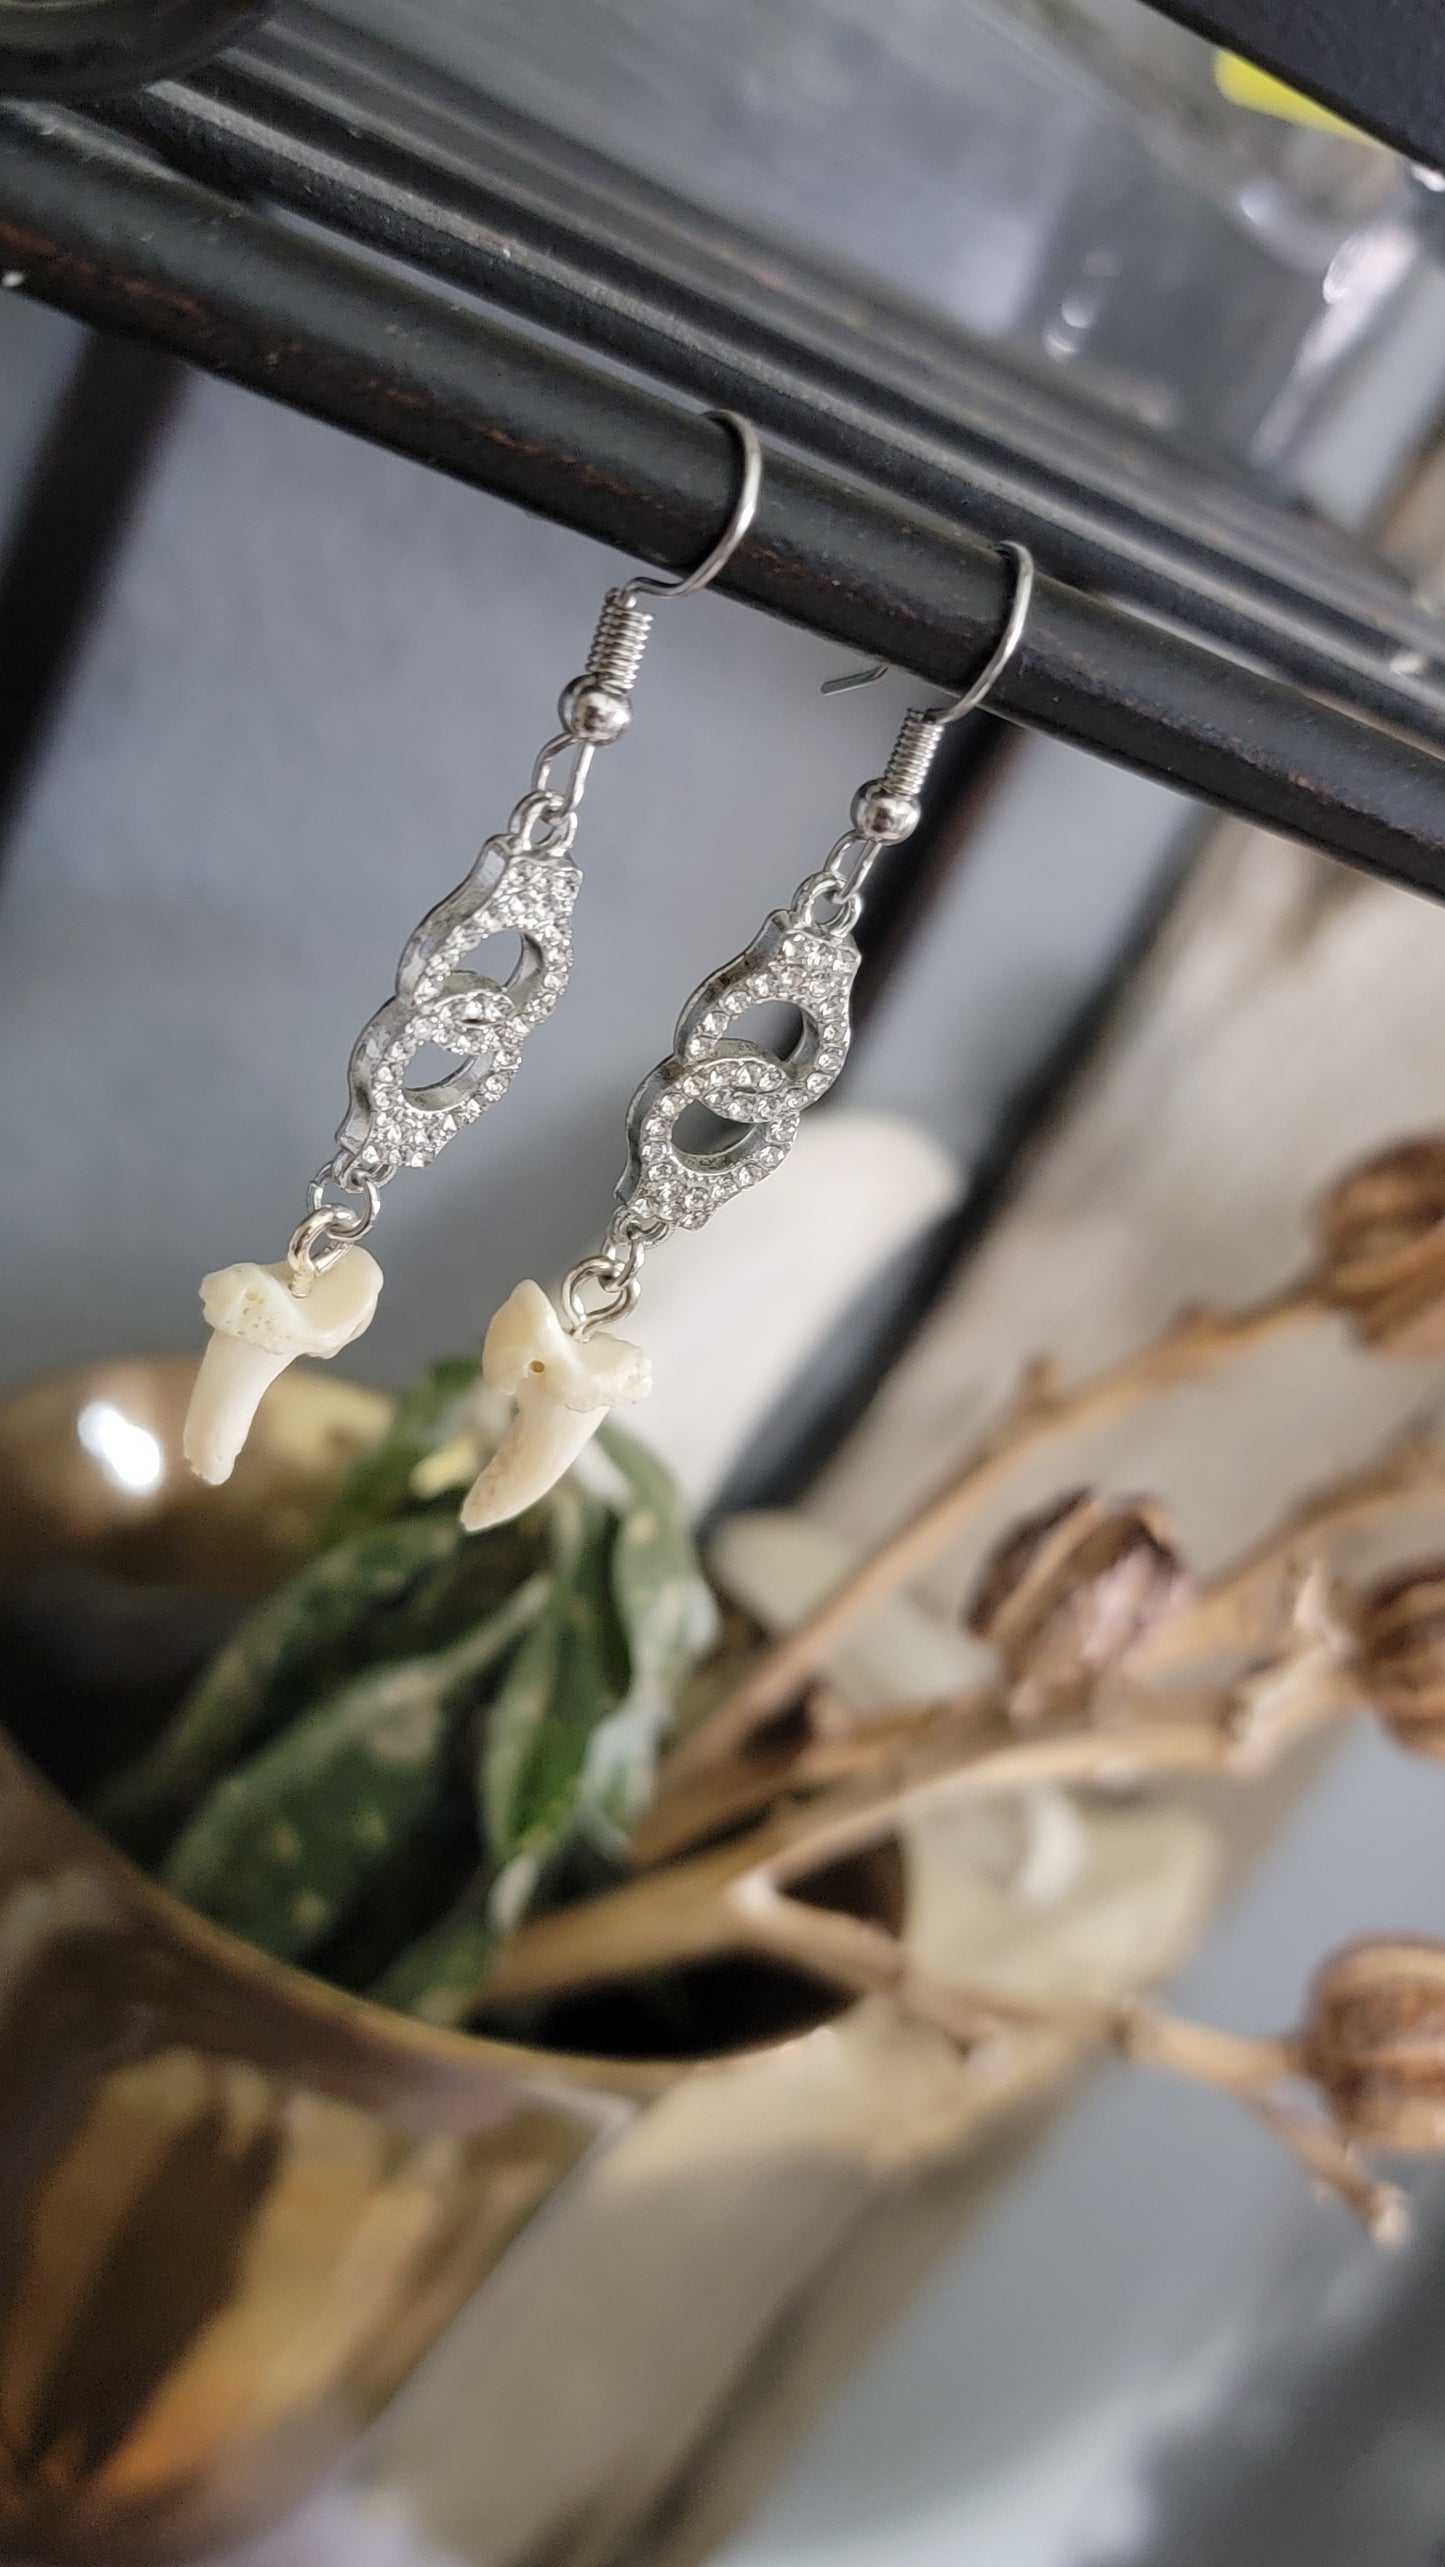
[96,1355,718,2024]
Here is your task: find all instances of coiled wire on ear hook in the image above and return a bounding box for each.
[559,410,763,753]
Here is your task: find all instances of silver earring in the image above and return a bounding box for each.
[183,413,762,1485]
[462,537,1034,1530]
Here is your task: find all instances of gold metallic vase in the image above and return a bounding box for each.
[0,1359,908,2567]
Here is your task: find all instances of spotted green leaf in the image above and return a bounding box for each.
[95,1509,469,1863]
[582,1425,720,1835]
[309,1789,480,1996]
[161,1576,548,1961]
[480,1491,626,1890]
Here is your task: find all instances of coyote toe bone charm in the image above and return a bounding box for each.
[183,1247,384,1487]
[460,1279,651,1533]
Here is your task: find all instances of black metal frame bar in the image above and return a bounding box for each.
[0,335,182,847]
[1159,0,1445,176]
[3,11,1445,903]
[0,0,270,99]
[105,7,1445,750]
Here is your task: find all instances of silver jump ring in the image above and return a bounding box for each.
[307,1168,383,1226]
[794,868,864,935]
[288,1204,365,1280]
[507,787,576,854]
[625,411,762,603]
[561,1248,645,1337]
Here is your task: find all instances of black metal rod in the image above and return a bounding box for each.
[1154,0,1445,177]
[106,7,1445,749]
[0,0,271,101]
[0,331,182,859]
[4,101,1445,904]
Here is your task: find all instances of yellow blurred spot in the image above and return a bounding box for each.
[1214,51,1372,144]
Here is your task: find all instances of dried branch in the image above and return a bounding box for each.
[493,1854,1411,2243]
[666,1281,1324,1785]
[1130,1437,1445,1670]
[1245,2093,1409,2244]
[631,1689,996,1867]
[763,1720,1232,1888]
[728,1900,1408,2241]
[642,1435,1431,1867]
[1122,2007,1408,2242]
[479,1719,1231,2011]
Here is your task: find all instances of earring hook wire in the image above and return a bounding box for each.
[822,539,1034,722]
[626,409,762,601]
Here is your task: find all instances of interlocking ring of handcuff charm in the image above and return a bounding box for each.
[614,906,859,1240]
[330,834,582,1193]
[460,538,1036,1535]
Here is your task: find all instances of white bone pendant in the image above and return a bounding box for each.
[183,1247,384,1487]
[460,1279,651,1533]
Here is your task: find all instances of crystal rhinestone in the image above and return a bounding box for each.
[612,910,853,1241]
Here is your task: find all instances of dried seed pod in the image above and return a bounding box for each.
[967,1488,1190,1724]
[1351,1563,1445,1758]
[1301,1938,1445,2150]
[1318,1136,1445,1356]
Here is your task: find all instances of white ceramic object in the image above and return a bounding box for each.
[459,1280,651,1533]
[708,1509,980,1713]
[621,1112,960,1514]
[183,1247,383,1486]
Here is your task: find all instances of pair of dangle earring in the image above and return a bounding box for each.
[462,533,1035,1530]
[183,412,762,1486]
[184,414,1032,1526]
